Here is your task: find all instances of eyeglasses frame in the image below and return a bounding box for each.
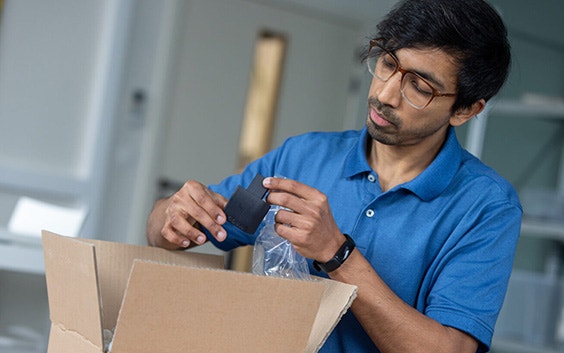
[367,39,457,109]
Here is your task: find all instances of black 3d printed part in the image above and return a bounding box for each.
[224,174,270,234]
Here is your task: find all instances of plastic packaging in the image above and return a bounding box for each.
[252,205,312,281]
[103,328,114,352]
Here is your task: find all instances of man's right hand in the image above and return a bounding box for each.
[146,179,228,249]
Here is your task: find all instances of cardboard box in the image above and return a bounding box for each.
[42,231,357,353]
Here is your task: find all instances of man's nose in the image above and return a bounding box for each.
[374,72,402,108]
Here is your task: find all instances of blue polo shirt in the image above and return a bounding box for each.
[207,126,522,353]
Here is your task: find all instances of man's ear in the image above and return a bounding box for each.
[450,99,486,127]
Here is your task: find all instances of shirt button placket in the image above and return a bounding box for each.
[365,174,377,218]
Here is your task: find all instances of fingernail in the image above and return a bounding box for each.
[196,235,206,244]
[217,231,226,241]
[216,214,225,223]
[263,177,272,186]
[181,240,190,248]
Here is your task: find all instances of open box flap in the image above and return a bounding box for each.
[42,230,104,349]
[111,261,326,353]
[306,278,358,353]
[79,237,224,330]
[42,231,225,331]
[47,323,102,353]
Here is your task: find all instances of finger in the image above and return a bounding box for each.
[161,225,193,248]
[267,188,321,217]
[272,222,309,251]
[263,177,318,200]
[274,208,302,229]
[168,181,227,243]
[185,181,228,239]
[167,212,208,246]
[183,180,227,225]
[185,191,227,242]
[206,188,229,210]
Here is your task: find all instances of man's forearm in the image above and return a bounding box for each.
[329,250,478,353]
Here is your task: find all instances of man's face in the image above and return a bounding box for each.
[366,46,460,147]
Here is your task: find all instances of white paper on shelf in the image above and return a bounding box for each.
[8,197,87,238]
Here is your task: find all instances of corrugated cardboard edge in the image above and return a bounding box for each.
[47,323,102,353]
[78,236,224,330]
[306,277,358,353]
[42,231,225,353]
[42,230,105,351]
[111,261,327,353]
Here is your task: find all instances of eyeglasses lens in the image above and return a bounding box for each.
[367,48,434,109]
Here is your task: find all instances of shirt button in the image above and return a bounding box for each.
[366,209,375,218]
[367,174,376,182]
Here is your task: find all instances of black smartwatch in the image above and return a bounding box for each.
[313,234,355,273]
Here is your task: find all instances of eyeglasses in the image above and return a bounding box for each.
[366,39,457,110]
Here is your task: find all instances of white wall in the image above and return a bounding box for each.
[0,0,134,348]
[0,0,106,177]
[0,0,135,243]
[158,0,364,187]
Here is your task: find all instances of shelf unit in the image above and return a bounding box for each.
[0,164,86,274]
[0,231,44,275]
[521,217,564,242]
[493,338,563,353]
[467,98,564,242]
[466,98,564,353]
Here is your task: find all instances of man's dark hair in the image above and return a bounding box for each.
[375,0,511,113]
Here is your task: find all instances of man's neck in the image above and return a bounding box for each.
[367,129,448,192]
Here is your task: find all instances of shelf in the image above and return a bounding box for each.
[493,337,563,353]
[492,99,564,120]
[0,229,44,274]
[521,217,564,242]
[0,165,87,199]
[471,98,564,353]
[0,243,44,274]
[0,228,43,247]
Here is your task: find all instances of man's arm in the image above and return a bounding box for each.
[330,249,478,353]
[262,177,478,353]
[146,179,228,249]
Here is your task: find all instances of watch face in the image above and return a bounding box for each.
[323,259,341,273]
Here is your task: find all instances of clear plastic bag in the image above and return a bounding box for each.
[252,205,312,281]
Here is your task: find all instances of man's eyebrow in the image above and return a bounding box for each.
[413,69,448,91]
[390,50,451,91]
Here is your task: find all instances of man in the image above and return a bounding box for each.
[147,0,522,352]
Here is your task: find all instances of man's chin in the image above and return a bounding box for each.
[366,120,398,146]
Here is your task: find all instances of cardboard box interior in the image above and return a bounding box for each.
[42,230,357,353]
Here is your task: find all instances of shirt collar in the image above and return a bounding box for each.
[343,126,462,201]
[343,127,373,179]
[402,127,462,201]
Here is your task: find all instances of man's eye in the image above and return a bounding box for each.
[409,78,433,97]
[381,55,396,70]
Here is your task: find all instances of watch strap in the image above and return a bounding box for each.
[313,234,355,273]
